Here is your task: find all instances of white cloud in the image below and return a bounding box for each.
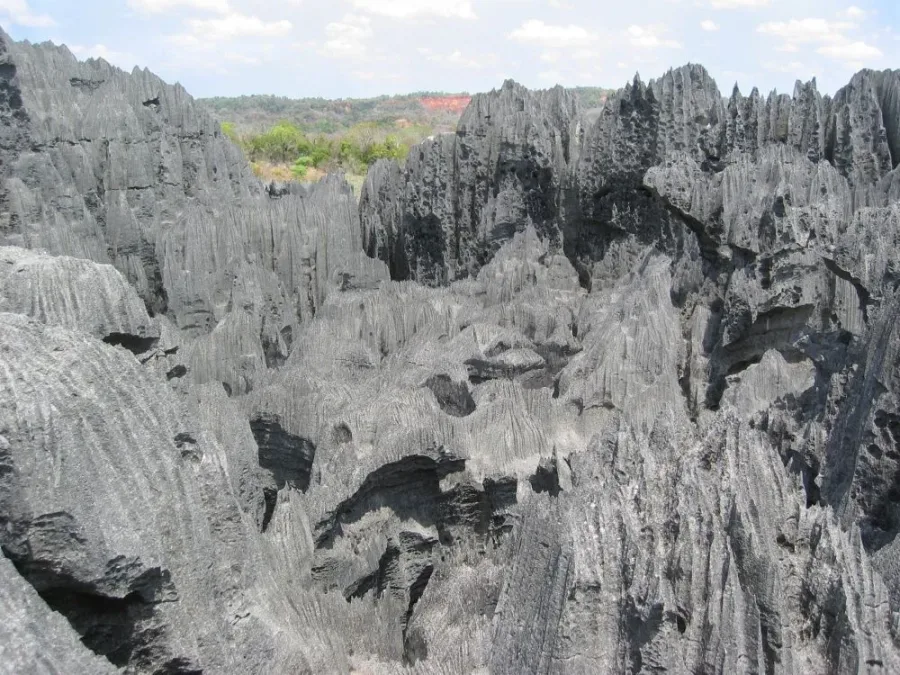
[0,0,55,27]
[710,0,770,8]
[69,44,137,69]
[127,0,230,13]
[758,16,882,68]
[757,19,852,45]
[700,20,720,32]
[352,69,401,81]
[571,48,600,60]
[350,0,476,21]
[222,52,261,65]
[418,47,491,69]
[838,6,866,20]
[508,20,597,48]
[156,8,292,74]
[538,69,563,82]
[763,59,808,74]
[178,13,292,42]
[627,25,681,49]
[163,9,293,70]
[817,40,882,62]
[722,69,751,81]
[320,14,373,59]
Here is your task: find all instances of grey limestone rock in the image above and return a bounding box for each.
[360,80,579,285]
[0,245,157,347]
[353,60,900,674]
[0,28,257,313]
[2,28,900,675]
[0,555,118,674]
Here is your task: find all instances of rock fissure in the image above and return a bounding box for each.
[0,30,898,673]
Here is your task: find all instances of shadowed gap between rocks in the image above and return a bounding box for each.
[424,374,476,417]
[312,453,467,550]
[706,305,816,410]
[4,546,199,673]
[249,413,316,532]
[102,333,159,356]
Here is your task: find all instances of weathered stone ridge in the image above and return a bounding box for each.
[362,64,900,287]
[1,29,900,675]
[361,79,579,285]
[0,29,259,314]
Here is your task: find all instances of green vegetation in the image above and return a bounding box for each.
[225,118,433,184]
[568,86,612,109]
[220,121,240,144]
[207,87,613,190]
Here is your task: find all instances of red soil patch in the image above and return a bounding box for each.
[420,95,472,113]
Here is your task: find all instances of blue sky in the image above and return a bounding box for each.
[2,0,898,99]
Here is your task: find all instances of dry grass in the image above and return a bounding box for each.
[250,161,294,182]
[345,172,366,198]
[250,161,366,201]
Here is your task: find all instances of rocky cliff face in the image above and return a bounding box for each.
[1,28,900,675]
[355,63,900,673]
[360,80,580,284]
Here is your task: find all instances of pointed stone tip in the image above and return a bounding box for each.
[54,42,75,60]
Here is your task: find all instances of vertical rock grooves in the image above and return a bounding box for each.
[1,27,900,674]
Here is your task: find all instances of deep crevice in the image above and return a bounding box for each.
[529,456,564,497]
[166,365,187,380]
[402,564,434,666]
[250,413,315,492]
[823,257,871,324]
[102,333,158,355]
[424,374,476,417]
[261,487,277,533]
[313,452,466,549]
[5,551,199,673]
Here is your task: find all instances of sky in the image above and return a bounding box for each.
[1,0,899,100]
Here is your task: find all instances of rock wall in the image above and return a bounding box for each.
[0,27,388,396]
[1,28,900,675]
[360,80,580,284]
[354,62,900,673]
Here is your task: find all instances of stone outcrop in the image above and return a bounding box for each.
[1,28,900,675]
[360,80,579,284]
[354,62,900,673]
[0,29,257,313]
[0,245,157,346]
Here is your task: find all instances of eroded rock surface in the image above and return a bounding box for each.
[1,28,899,675]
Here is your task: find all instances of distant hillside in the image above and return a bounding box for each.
[569,86,612,109]
[200,87,613,193]
[199,87,611,136]
[200,92,467,135]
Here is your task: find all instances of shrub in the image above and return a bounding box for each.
[232,118,423,187]
[221,121,240,144]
